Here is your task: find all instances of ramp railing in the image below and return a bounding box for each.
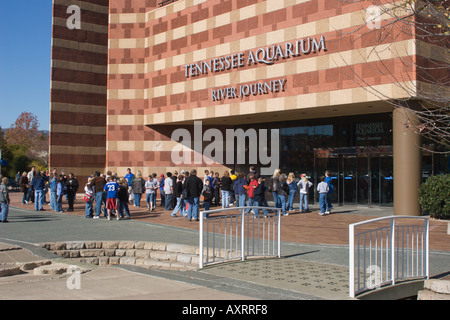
[199,206,282,268]
[349,216,429,298]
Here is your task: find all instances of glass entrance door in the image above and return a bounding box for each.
[314,147,393,207]
[342,156,357,204]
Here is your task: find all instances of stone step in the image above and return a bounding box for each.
[0,243,21,252]
[39,241,202,270]
[73,256,198,271]
[50,249,199,264]
[40,241,199,254]
[0,265,22,277]
[417,280,450,300]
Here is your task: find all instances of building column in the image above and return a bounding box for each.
[393,107,422,216]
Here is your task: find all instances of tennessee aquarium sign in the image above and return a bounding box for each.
[182,35,327,101]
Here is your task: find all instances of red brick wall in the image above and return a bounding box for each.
[50,0,109,183]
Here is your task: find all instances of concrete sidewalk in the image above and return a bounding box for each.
[1,192,449,300]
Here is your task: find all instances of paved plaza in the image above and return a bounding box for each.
[0,192,449,300]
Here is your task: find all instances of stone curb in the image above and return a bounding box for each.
[0,265,22,277]
[33,263,90,276]
[424,279,450,295]
[39,241,202,270]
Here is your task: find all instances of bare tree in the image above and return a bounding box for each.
[336,0,449,152]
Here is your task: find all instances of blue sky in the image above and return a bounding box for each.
[0,1,53,131]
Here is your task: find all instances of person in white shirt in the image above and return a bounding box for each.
[164,172,174,211]
[317,176,329,216]
[145,174,159,211]
[297,174,313,212]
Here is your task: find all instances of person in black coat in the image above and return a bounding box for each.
[183,169,203,221]
[118,178,130,219]
[66,173,79,212]
[253,177,269,217]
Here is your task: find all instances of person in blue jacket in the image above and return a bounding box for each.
[49,173,57,211]
[324,170,334,214]
[233,173,248,208]
[31,170,47,211]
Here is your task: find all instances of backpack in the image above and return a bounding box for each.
[61,184,67,195]
[279,181,289,195]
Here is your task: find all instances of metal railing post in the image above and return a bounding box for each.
[198,206,282,268]
[390,217,395,285]
[241,208,245,261]
[349,224,355,298]
[349,216,429,297]
[277,209,281,258]
[199,210,204,269]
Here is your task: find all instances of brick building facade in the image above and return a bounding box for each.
[50,0,449,214]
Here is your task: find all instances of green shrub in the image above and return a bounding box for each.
[419,174,450,219]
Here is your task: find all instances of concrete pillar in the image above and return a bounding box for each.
[393,107,422,216]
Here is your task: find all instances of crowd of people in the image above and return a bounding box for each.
[1,165,335,222]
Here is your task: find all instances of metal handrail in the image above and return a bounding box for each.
[199,206,282,268]
[349,215,429,298]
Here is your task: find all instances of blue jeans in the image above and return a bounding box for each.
[22,190,28,204]
[187,197,199,220]
[299,193,309,211]
[287,190,296,211]
[26,188,32,202]
[272,192,281,208]
[165,193,173,210]
[171,197,185,216]
[238,194,246,207]
[221,190,230,208]
[94,191,104,217]
[245,197,255,213]
[85,198,93,218]
[319,193,327,214]
[253,200,269,217]
[50,191,57,211]
[160,189,165,206]
[326,193,333,211]
[56,195,63,212]
[134,193,141,207]
[118,201,130,218]
[34,189,44,210]
[146,193,156,207]
[1,203,9,221]
[277,194,287,215]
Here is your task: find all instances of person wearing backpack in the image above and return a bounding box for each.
[253,177,269,218]
[277,174,289,216]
